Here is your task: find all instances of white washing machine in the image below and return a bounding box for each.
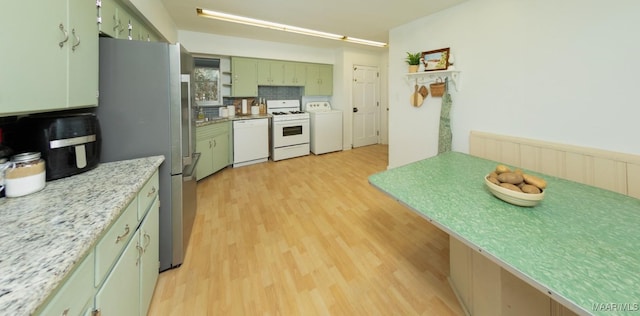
[306,101,343,155]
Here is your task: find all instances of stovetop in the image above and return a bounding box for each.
[272,111,306,115]
[270,111,309,121]
[267,100,309,121]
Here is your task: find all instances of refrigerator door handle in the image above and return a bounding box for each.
[183,152,200,181]
[181,74,193,167]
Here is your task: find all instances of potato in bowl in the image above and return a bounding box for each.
[485,165,547,207]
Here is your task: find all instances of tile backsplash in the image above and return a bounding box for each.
[258,86,303,101]
[198,86,305,119]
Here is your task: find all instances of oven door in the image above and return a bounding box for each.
[272,119,309,147]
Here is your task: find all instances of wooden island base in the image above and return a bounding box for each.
[449,238,579,316]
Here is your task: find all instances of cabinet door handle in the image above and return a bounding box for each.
[113,17,122,32]
[62,307,70,316]
[92,309,102,316]
[136,243,144,266]
[147,186,156,197]
[115,224,130,243]
[209,140,212,149]
[71,29,80,51]
[143,232,151,252]
[58,24,69,48]
[213,139,217,147]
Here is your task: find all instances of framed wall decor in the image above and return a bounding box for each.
[421,48,450,71]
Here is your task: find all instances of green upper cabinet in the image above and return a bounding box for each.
[115,6,131,39]
[135,22,150,41]
[257,60,306,86]
[99,0,158,41]
[127,9,154,41]
[0,0,98,116]
[232,57,258,97]
[68,0,99,108]
[283,62,306,86]
[257,60,285,85]
[98,0,118,37]
[102,3,129,39]
[305,64,333,96]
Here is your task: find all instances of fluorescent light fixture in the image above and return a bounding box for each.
[343,37,388,47]
[196,8,387,48]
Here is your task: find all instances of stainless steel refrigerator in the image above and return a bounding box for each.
[96,37,199,271]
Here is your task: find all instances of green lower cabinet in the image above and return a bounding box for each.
[34,170,159,316]
[140,198,160,316]
[94,232,141,315]
[36,252,95,316]
[196,138,215,180]
[94,198,159,316]
[212,132,230,173]
[196,121,231,180]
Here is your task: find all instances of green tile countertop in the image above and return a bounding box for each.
[368,152,640,316]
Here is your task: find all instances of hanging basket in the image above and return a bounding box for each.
[430,78,445,97]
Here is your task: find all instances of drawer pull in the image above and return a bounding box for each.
[115,224,130,243]
[147,186,157,197]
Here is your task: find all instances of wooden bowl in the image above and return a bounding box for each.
[484,175,545,207]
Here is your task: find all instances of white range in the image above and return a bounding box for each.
[266,100,310,161]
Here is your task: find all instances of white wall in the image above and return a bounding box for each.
[334,48,388,149]
[388,0,640,168]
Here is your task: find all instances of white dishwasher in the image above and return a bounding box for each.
[233,118,269,167]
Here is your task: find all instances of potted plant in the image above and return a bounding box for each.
[405,52,421,73]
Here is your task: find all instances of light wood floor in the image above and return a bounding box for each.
[148,145,464,316]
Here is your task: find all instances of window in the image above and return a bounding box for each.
[194,57,221,105]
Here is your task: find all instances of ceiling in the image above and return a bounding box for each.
[161,0,468,50]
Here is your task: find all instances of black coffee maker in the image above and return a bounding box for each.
[12,112,101,181]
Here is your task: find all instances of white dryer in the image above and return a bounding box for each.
[306,101,343,155]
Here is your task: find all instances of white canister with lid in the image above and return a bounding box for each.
[219,107,228,117]
[4,152,46,198]
[227,105,236,117]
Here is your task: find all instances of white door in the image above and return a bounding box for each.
[352,65,379,148]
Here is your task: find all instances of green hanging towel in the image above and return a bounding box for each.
[438,78,452,154]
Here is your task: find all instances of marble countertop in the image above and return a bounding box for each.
[0,156,164,316]
[369,152,640,316]
[196,113,271,127]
